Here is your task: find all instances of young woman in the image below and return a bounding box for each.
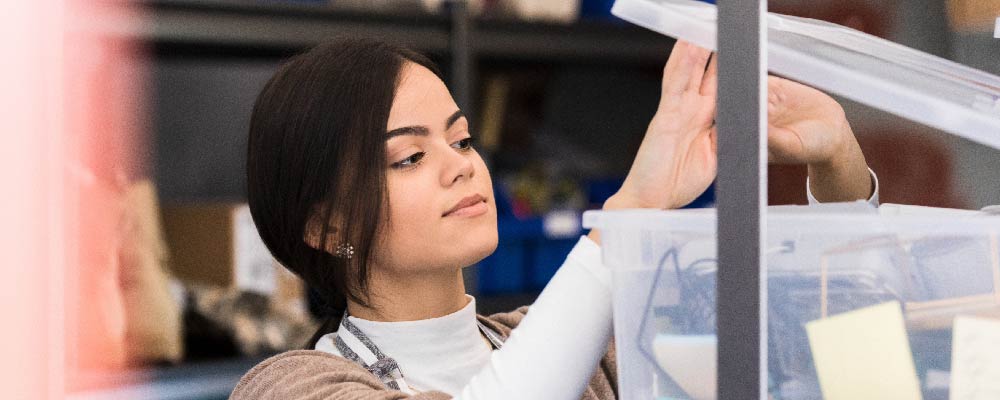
[232,38,877,400]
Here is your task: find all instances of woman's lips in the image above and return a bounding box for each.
[445,201,488,217]
[444,194,488,217]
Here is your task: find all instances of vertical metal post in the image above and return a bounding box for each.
[448,0,479,295]
[716,0,768,399]
[449,0,474,120]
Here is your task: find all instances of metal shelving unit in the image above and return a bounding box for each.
[146,0,674,120]
[715,1,768,397]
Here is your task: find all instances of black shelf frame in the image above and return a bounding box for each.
[146,0,452,54]
[146,0,675,62]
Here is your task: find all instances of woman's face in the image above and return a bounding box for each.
[374,62,498,274]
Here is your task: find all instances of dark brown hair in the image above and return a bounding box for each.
[246,38,441,328]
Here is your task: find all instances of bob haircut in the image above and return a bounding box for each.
[246,38,441,323]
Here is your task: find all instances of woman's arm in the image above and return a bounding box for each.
[765,76,875,203]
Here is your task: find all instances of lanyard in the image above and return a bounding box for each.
[334,314,506,394]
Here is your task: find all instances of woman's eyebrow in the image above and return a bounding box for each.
[445,110,465,130]
[385,110,466,140]
[386,125,428,140]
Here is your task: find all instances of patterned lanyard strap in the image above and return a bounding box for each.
[334,315,506,394]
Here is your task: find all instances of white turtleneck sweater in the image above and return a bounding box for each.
[315,295,493,395]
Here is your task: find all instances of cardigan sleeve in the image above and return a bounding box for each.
[230,350,452,400]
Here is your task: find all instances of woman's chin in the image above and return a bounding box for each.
[457,234,498,268]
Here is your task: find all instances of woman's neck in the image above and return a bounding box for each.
[346,268,469,322]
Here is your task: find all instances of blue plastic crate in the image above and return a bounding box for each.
[477,239,529,295]
[528,238,579,290]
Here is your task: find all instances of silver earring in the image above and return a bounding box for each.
[334,243,355,259]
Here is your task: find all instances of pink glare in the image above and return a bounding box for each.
[0,0,148,397]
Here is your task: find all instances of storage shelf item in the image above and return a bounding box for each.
[612,0,1000,150]
[584,206,1000,400]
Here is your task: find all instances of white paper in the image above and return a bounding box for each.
[234,205,277,295]
[653,334,717,400]
[542,210,581,239]
[951,316,1000,400]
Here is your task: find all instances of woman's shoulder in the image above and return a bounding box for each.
[243,349,359,375]
[230,350,382,399]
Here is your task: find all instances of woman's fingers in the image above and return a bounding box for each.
[766,125,806,164]
[709,126,718,155]
[661,41,690,95]
[685,47,713,93]
[699,53,718,97]
[662,40,713,97]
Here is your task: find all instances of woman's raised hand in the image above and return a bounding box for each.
[606,40,718,210]
[605,40,872,211]
[765,76,873,202]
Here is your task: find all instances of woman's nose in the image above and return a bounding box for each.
[441,144,475,187]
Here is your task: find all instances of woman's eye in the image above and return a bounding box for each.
[392,152,425,169]
[453,137,475,151]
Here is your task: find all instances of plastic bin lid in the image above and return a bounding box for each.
[582,205,1000,235]
[611,0,1000,150]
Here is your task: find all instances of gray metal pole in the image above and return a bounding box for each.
[716,0,768,399]
[448,0,479,296]
[449,0,473,119]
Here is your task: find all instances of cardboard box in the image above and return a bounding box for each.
[120,181,183,365]
[161,203,292,296]
[948,0,1000,32]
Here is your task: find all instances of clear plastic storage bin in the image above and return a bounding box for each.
[584,206,1000,400]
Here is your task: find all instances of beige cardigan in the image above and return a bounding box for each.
[230,306,618,399]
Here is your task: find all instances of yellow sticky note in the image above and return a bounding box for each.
[951,316,1000,400]
[805,301,922,400]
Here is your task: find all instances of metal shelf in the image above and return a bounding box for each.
[147,0,451,53]
[146,0,675,63]
[473,19,675,63]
